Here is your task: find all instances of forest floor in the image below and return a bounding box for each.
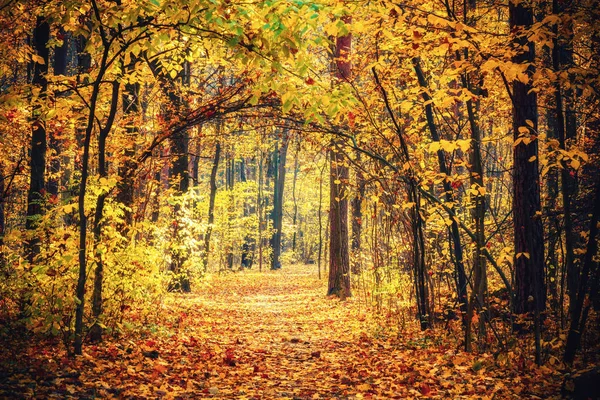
[1,264,567,399]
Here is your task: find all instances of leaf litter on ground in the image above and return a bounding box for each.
[0,264,565,399]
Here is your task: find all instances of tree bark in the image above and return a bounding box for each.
[291,144,300,253]
[74,40,110,356]
[318,159,326,280]
[328,143,350,298]
[240,157,255,269]
[464,95,488,351]
[0,164,5,268]
[564,179,600,363]
[26,16,49,264]
[350,154,365,275]
[226,152,235,270]
[155,62,191,291]
[47,28,68,198]
[509,2,546,321]
[116,81,140,233]
[89,81,120,343]
[328,16,352,298]
[257,150,264,272]
[203,141,221,272]
[413,58,469,331]
[270,131,289,270]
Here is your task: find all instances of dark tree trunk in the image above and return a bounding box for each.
[147,59,191,291]
[169,125,190,290]
[192,135,201,187]
[116,81,140,232]
[328,17,352,298]
[270,132,289,270]
[544,38,561,313]
[203,141,221,272]
[240,158,255,269]
[555,3,580,320]
[411,186,430,330]
[350,155,365,275]
[61,33,90,227]
[564,179,600,363]
[26,17,49,264]
[226,153,235,270]
[328,144,350,298]
[291,145,299,253]
[257,151,264,272]
[564,5,600,363]
[465,95,488,350]
[413,58,469,330]
[0,164,5,268]
[74,43,111,356]
[371,63,431,327]
[89,81,120,343]
[61,34,90,227]
[171,133,190,194]
[47,29,68,198]
[318,160,326,280]
[509,2,546,321]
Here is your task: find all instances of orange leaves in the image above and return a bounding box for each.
[1,265,566,399]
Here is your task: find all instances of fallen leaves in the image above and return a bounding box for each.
[0,264,566,398]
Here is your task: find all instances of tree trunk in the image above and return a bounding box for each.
[509,1,546,330]
[328,16,352,298]
[192,134,201,187]
[62,34,90,228]
[226,153,235,270]
[89,81,120,343]
[371,64,430,327]
[564,3,600,363]
[564,179,600,363]
[74,43,111,356]
[413,58,469,331]
[318,159,326,280]
[350,154,365,275]
[257,151,264,272]
[116,81,140,233]
[542,12,561,313]
[47,29,68,198]
[291,144,299,254]
[162,64,191,291]
[554,1,579,320]
[0,164,5,268]
[270,131,289,270]
[240,158,255,269]
[26,16,49,264]
[411,186,430,330]
[328,143,351,297]
[465,95,488,351]
[203,141,221,272]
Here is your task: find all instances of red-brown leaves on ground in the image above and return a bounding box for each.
[0,265,566,398]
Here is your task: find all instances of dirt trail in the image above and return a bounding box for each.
[1,264,563,399]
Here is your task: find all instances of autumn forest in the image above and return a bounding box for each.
[1,0,599,398]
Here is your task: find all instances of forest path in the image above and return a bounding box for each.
[164,263,387,398]
[136,263,559,399]
[1,264,563,399]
